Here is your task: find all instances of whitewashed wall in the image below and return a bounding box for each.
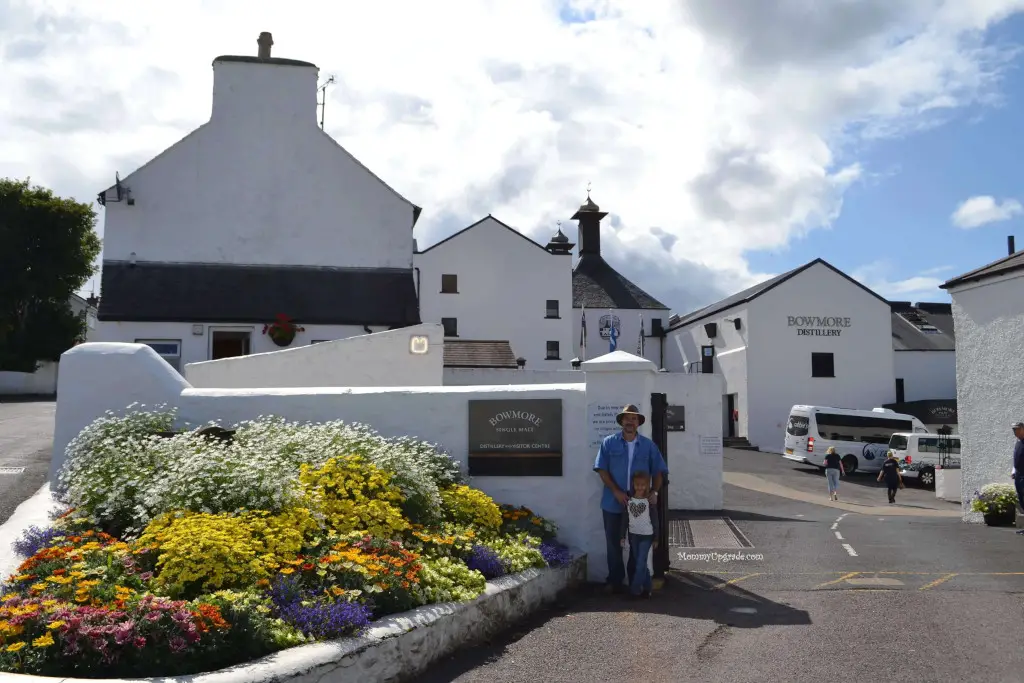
[573,308,668,367]
[443,368,581,386]
[948,271,1024,521]
[664,305,750,439]
[747,263,896,453]
[894,350,957,401]
[0,362,58,395]
[186,324,444,388]
[92,321,371,369]
[652,372,725,510]
[415,218,572,370]
[100,58,418,270]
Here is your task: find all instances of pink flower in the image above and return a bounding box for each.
[140,572,154,581]
[145,611,162,622]
[133,636,146,649]
[167,636,187,653]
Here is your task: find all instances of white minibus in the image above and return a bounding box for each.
[782,405,930,474]
[888,432,961,489]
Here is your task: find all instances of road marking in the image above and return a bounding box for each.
[709,573,762,591]
[834,531,844,540]
[0,467,25,475]
[830,523,838,530]
[730,606,758,614]
[919,573,958,590]
[842,544,858,557]
[815,572,860,588]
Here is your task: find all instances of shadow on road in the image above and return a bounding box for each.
[415,576,810,682]
[789,464,931,491]
[668,508,814,523]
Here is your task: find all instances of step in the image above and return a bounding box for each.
[723,437,759,451]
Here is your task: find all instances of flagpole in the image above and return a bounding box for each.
[580,306,587,362]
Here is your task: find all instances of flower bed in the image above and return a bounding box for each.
[0,407,575,678]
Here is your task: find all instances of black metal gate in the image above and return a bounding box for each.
[650,392,670,577]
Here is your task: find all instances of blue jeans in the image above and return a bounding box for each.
[826,468,840,492]
[628,533,654,595]
[602,511,635,586]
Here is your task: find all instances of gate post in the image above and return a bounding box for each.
[650,391,670,577]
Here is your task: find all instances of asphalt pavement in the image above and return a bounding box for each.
[418,449,1024,683]
[0,399,54,525]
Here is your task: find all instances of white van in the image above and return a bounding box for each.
[782,405,930,474]
[888,432,961,489]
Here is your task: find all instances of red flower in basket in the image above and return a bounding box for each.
[263,314,305,346]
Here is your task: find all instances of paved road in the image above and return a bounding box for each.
[0,399,54,525]
[418,454,1024,683]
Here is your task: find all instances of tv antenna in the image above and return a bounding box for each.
[318,75,336,130]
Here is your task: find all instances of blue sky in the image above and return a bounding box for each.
[746,13,1024,305]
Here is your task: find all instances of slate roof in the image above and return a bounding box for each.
[890,301,955,351]
[666,258,888,331]
[940,250,1024,289]
[97,261,420,326]
[443,340,518,368]
[572,254,669,310]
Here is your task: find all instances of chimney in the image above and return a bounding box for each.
[1009,235,1015,256]
[572,194,608,257]
[257,32,273,59]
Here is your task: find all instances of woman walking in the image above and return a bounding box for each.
[824,446,845,501]
[877,450,904,504]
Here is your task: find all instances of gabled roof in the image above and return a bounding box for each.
[666,258,888,331]
[940,250,1024,290]
[97,261,420,326]
[443,340,518,368]
[572,254,669,310]
[415,215,553,255]
[890,301,955,351]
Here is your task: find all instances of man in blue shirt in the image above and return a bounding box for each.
[1011,422,1024,535]
[593,404,668,592]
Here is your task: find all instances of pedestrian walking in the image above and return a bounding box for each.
[1010,422,1024,535]
[877,450,903,504]
[823,446,845,501]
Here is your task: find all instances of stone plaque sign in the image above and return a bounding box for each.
[700,435,723,457]
[468,399,562,476]
[666,405,685,432]
[587,402,636,454]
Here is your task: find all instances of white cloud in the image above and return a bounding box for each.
[1,0,1023,311]
[951,195,1024,228]
[851,261,953,302]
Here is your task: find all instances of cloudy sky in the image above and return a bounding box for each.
[4,0,1024,314]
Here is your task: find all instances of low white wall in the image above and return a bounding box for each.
[443,368,581,385]
[936,469,962,503]
[654,372,725,511]
[0,361,58,395]
[52,343,611,579]
[186,324,444,388]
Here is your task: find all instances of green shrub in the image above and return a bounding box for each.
[417,556,487,604]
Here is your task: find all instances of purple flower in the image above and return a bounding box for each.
[12,525,65,557]
[539,541,573,567]
[268,575,371,639]
[466,545,506,579]
[168,636,188,653]
[139,571,154,581]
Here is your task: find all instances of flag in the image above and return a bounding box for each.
[637,314,645,357]
[609,317,619,352]
[580,307,587,361]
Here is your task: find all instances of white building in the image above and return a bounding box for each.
[663,259,901,452]
[92,32,422,370]
[886,301,958,432]
[939,240,1024,519]
[569,196,671,366]
[414,216,574,370]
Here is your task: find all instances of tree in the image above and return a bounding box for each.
[0,178,102,372]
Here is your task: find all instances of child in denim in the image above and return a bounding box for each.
[619,470,660,598]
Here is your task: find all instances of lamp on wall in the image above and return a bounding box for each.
[571,358,581,369]
[724,317,741,331]
[410,335,429,354]
[704,322,717,339]
[516,357,526,369]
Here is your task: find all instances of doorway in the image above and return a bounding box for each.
[724,394,737,437]
[210,330,251,359]
[700,345,714,374]
[649,392,669,577]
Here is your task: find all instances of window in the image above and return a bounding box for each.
[651,318,663,335]
[210,329,251,360]
[811,352,834,378]
[441,274,458,293]
[786,415,809,437]
[895,378,905,404]
[546,341,560,360]
[442,318,458,337]
[888,435,909,451]
[136,339,182,372]
[546,300,559,319]
[815,413,912,444]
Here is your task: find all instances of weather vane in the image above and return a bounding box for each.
[586,181,592,197]
[557,219,562,230]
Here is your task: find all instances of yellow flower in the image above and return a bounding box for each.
[41,600,58,607]
[30,583,47,592]
[32,633,55,648]
[6,641,26,652]
[46,620,65,630]
[279,567,295,575]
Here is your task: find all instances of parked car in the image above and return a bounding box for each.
[888,432,961,489]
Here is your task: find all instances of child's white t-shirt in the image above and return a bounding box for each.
[626,496,654,535]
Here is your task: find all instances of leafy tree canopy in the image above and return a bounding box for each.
[0,178,102,372]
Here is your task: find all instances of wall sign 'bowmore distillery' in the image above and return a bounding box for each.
[787,316,852,337]
[468,399,563,476]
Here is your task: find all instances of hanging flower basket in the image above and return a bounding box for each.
[262,314,304,347]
